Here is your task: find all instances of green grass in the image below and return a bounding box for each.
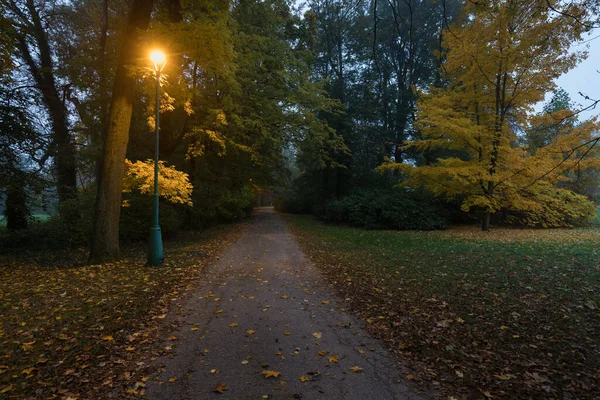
[0,213,52,227]
[285,214,600,399]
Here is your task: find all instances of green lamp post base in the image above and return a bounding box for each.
[147,225,164,265]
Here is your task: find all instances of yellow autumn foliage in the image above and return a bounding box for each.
[385,0,600,227]
[122,159,193,206]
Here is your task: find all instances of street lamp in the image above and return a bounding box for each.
[147,50,166,266]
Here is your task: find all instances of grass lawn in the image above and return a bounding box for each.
[284,214,600,400]
[0,223,243,399]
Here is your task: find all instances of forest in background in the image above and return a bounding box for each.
[1,0,600,260]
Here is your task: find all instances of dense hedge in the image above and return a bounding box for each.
[315,189,448,230]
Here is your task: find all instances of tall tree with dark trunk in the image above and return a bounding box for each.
[2,0,78,204]
[89,0,154,263]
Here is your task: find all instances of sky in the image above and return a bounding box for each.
[541,30,600,121]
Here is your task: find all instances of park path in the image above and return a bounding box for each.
[146,208,424,400]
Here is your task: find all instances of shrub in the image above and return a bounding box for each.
[315,189,447,230]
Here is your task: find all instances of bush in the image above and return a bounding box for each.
[315,189,447,230]
[184,185,255,229]
[119,192,186,240]
[0,191,96,250]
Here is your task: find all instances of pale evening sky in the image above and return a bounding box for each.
[542,30,600,121]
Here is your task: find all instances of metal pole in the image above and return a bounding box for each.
[147,69,164,265]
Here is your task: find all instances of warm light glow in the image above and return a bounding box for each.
[150,50,166,72]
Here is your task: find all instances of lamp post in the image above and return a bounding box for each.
[147,50,166,265]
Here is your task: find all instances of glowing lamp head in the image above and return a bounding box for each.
[150,50,166,72]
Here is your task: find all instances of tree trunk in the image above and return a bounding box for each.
[88,0,154,264]
[482,211,490,231]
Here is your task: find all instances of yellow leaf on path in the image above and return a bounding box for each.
[0,385,11,394]
[246,329,256,335]
[328,355,339,363]
[500,326,509,330]
[216,309,223,314]
[261,370,281,379]
[349,366,363,373]
[299,376,310,382]
[312,332,322,339]
[157,314,166,319]
[168,336,178,341]
[168,377,177,383]
[102,336,114,341]
[318,350,328,356]
[125,346,135,351]
[191,327,199,331]
[21,367,37,377]
[214,383,228,393]
[283,331,291,335]
[229,322,238,328]
[210,369,220,374]
[456,317,465,323]
[321,300,330,304]
[407,374,415,380]
[280,295,288,299]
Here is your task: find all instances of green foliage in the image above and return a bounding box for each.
[119,192,186,240]
[1,193,95,250]
[315,189,447,230]
[184,181,255,229]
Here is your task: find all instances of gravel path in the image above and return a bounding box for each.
[146,208,424,400]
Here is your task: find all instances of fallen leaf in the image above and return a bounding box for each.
[300,375,310,382]
[246,329,256,335]
[214,383,228,393]
[318,350,328,356]
[283,330,291,335]
[102,335,114,341]
[312,332,322,339]
[168,377,177,383]
[328,355,339,363]
[261,370,281,379]
[349,366,363,373]
[229,322,238,328]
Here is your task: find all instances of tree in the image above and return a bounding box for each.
[2,0,78,204]
[89,0,154,263]
[388,0,599,230]
[525,88,576,153]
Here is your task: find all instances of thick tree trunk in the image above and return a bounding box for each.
[88,0,154,264]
